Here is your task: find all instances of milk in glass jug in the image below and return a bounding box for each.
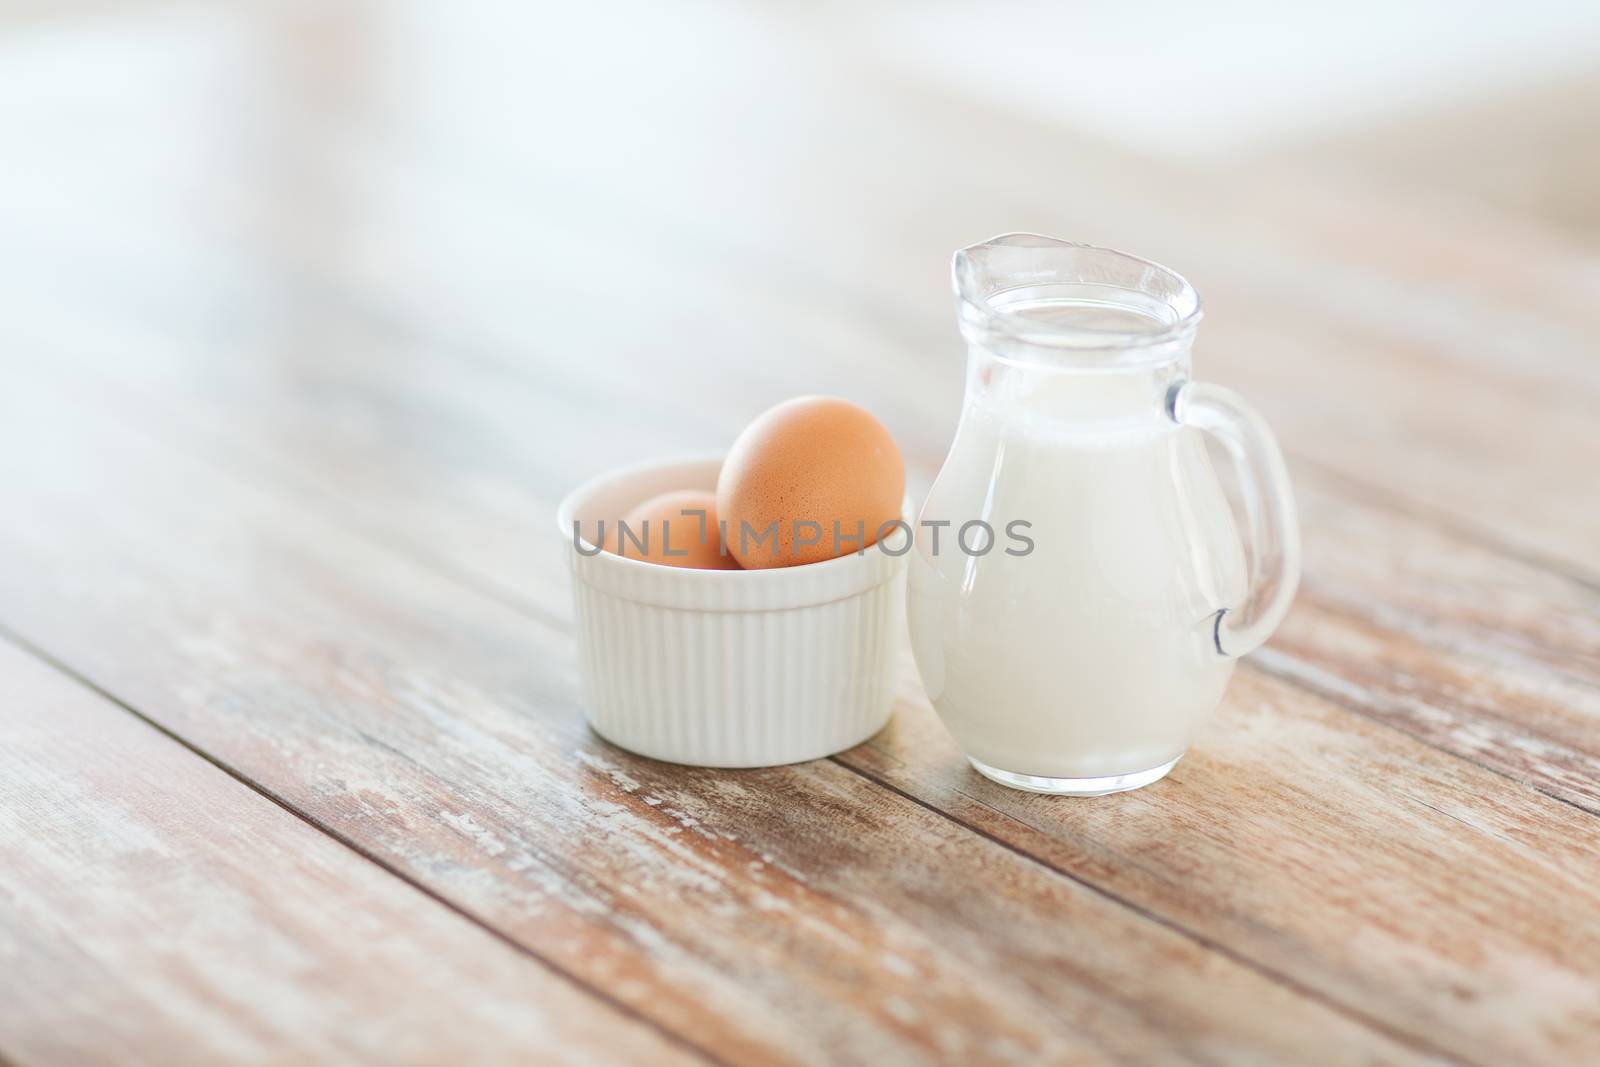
[908,234,1300,795]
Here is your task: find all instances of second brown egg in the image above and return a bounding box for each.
[607,489,740,570]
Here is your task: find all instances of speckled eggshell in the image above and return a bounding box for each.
[606,489,741,570]
[716,396,905,569]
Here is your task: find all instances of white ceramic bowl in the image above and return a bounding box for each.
[557,455,907,767]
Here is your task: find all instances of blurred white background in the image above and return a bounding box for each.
[841,0,1600,156]
[833,0,1600,240]
[4,0,1597,243]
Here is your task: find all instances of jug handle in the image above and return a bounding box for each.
[1167,381,1302,658]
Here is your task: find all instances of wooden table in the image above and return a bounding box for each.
[3,3,1597,1064]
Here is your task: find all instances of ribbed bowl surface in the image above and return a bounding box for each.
[558,456,906,767]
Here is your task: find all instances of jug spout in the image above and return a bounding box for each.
[953,233,1202,365]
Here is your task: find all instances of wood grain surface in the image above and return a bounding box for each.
[0,365,1434,1066]
[0,640,701,1067]
[1,1,1597,1064]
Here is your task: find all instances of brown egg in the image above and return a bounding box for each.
[605,489,740,570]
[716,396,905,569]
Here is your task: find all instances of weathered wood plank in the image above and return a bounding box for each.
[10,264,1597,815]
[1261,480,1600,812]
[8,199,1600,1057]
[0,351,1431,1066]
[0,638,703,1067]
[843,666,1600,1066]
[7,131,1600,1059]
[3,4,1598,1063]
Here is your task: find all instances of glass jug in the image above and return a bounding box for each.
[907,234,1300,795]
